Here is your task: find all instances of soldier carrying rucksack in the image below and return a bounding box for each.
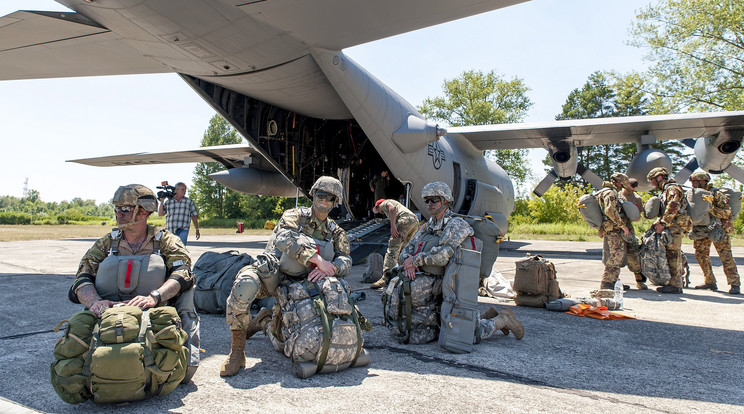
[382,182,524,351]
[688,172,741,295]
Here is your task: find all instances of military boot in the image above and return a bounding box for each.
[245,308,272,339]
[491,308,524,340]
[482,306,509,336]
[600,281,614,290]
[635,274,648,290]
[729,285,741,295]
[694,283,717,291]
[370,273,390,289]
[219,330,247,377]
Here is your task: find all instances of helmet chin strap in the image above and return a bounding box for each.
[117,205,148,230]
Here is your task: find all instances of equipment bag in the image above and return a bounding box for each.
[453,213,502,287]
[577,192,605,229]
[382,273,442,344]
[193,250,254,314]
[686,188,712,226]
[644,196,662,219]
[513,254,563,308]
[719,188,742,219]
[361,252,383,283]
[269,277,371,379]
[439,236,482,354]
[51,306,188,404]
[638,228,671,286]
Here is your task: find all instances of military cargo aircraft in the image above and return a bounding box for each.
[3,0,744,236]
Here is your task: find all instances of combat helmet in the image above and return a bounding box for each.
[646,167,670,183]
[422,182,454,204]
[309,176,343,204]
[690,171,711,182]
[112,184,158,212]
[611,172,630,187]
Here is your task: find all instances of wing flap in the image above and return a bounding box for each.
[449,112,744,150]
[0,10,169,79]
[68,144,258,168]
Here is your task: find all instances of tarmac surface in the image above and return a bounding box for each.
[0,234,742,413]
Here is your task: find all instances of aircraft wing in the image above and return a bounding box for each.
[0,11,171,80]
[448,111,744,150]
[68,144,257,169]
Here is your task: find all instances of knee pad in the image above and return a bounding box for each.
[233,277,260,303]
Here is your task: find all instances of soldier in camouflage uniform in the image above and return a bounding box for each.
[70,184,193,317]
[690,172,741,295]
[597,177,631,290]
[70,184,199,381]
[398,182,524,343]
[647,167,690,294]
[221,176,352,377]
[614,173,648,290]
[370,198,419,289]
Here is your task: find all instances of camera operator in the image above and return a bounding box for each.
[158,182,200,245]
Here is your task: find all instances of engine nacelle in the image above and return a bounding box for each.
[626,149,673,192]
[694,132,743,173]
[209,168,298,197]
[549,145,578,178]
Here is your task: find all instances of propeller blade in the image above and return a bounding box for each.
[673,157,699,184]
[724,163,744,185]
[533,169,558,197]
[577,162,604,189]
[680,138,696,149]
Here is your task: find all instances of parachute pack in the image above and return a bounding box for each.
[686,188,713,226]
[268,277,371,379]
[577,188,639,229]
[51,306,189,404]
[452,213,502,286]
[192,250,255,314]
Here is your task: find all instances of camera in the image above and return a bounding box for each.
[156,181,176,199]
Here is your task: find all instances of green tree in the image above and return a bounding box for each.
[630,0,744,111]
[191,115,242,219]
[418,69,533,183]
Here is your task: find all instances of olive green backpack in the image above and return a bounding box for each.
[51,305,188,404]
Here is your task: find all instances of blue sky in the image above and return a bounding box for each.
[0,0,652,204]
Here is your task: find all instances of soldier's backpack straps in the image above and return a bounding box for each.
[152,231,163,256]
[109,229,123,256]
[395,278,413,344]
[304,280,333,373]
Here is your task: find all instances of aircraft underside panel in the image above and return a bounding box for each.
[180,74,399,219]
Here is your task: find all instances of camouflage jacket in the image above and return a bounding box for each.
[269,207,352,277]
[399,210,474,268]
[660,180,690,231]
[597,184,625,237]
[71,225,193,302]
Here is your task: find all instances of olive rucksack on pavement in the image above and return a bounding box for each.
[193,250,254,314]
[361,252,383,283]
[51,306,188,404]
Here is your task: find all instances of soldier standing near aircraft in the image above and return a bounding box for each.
[614,173,648,290]
[647,167,690,294]
[370,198,419,289]
[220,176,352,377]
[597,177,630,290]
[690,172,741,295]
[397,182,524,343]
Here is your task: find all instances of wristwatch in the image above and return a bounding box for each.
[149,290,162,306]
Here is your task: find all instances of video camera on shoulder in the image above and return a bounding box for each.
[156,181,176,200]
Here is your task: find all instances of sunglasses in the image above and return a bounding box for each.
[424,197,441,205]
[115,205,135,213]
[315,194,337,203]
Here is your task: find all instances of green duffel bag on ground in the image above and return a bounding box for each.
[51,305,189,405]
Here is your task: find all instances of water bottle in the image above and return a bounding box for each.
[613,278,624,309]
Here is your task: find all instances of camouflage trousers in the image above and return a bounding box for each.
[602,231,627,284]
[663,228,684,289]
[225,264,276,331]
[383,214,419,274]
[693,235,741,287]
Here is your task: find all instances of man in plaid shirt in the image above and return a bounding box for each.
[158,182,200,245]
